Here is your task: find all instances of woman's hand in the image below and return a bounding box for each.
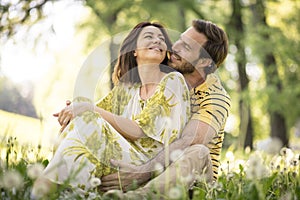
[53,100,94,132]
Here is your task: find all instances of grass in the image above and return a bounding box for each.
[0,110,299,199]
[0,134,299,200]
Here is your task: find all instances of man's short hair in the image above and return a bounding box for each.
[192,19,228,73]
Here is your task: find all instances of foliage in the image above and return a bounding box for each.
[1,136,299,199]
[0,77,37,117]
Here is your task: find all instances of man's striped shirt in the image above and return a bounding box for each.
[190,73,231,180]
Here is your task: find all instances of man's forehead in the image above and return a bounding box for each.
[181,27,207,46]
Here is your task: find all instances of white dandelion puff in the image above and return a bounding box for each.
[27,163,45,179]
[246,152,268,179]
[170,149,184,162]
[168,186,183,199]
[89,177,101,188]
[2,170,23,190]
[31,177,51,199]
[154,162,164,175]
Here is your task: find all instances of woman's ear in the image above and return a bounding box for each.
[133,51,137,57]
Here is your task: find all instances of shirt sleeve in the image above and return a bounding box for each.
[134,72,191,144]
[191,92,231,133]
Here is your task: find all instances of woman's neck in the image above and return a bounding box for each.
[138,64,162,85]
[138,64,164,100]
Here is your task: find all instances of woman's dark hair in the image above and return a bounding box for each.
[112,22,173,85]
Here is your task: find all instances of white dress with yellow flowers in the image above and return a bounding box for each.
[43,71,190,190]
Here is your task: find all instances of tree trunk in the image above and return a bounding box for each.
[250,0,288,147]
[228,0,254,149]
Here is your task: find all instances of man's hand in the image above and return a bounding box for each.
[99,160,152,192]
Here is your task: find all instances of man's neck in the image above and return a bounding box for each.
[183,70,206,89]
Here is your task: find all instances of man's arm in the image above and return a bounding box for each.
[100,119,216,191]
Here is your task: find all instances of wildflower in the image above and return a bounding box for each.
[256,137,282,154]
[290,154,299,167]
[270,156,282,171]
[31,177,51,199]
[2,170,23,190]
[180,173,193,184]
[245,152,268,179]
[168,186,183,200]
[225,151,234,162]
[87,192,97,200]
[89,177,101,188]
[154,162,164,175]
[75,188,86,198]
[27,163,45,179]
[280,147,293,158]
[170,149,183,162]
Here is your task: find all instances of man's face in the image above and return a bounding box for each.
[168,27,208,74]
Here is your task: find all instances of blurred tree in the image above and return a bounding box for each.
[249,0,288,146]
[0,76,37,117]
[227,0,254,149]
[0,0,54,40]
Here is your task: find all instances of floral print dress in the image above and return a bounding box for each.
[43,72,190,190]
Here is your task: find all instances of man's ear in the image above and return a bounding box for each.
[196,58,212,68]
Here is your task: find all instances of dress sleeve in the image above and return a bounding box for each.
[96,84,135,115]
[95,89,114,112]
[134,72,191,144]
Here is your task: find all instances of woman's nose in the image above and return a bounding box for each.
[153,37,161,44]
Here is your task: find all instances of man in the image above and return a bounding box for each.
[99,19,231,197]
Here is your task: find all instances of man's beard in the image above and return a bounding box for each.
[168,60,195,74]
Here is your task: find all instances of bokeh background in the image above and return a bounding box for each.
[0,0,299,156]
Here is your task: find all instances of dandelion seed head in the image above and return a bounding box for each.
[168,186,183,199]
[256,137,282,154]
[87,192,97,200]
[75,188,86,198]
[2,170,23,190]
[280,147,293,160]
[89,177,101,188]
[170,149,183,162]
[291,155,299,167]
[226,151,234,162]
[246,152,268,179]
[179,173,193,184]
[154,163,164,175]
[27,163,45,179]
[31,177,51,199]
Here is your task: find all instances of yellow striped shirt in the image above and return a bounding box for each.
[190,73,231,180]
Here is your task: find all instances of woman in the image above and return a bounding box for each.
[40,22,190,190]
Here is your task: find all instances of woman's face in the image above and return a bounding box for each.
[135,26,167,66]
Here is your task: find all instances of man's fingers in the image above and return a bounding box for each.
[101,173,118,182]
[99,186,121,192]
[53,112,59,117]
[110,159,133,171]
